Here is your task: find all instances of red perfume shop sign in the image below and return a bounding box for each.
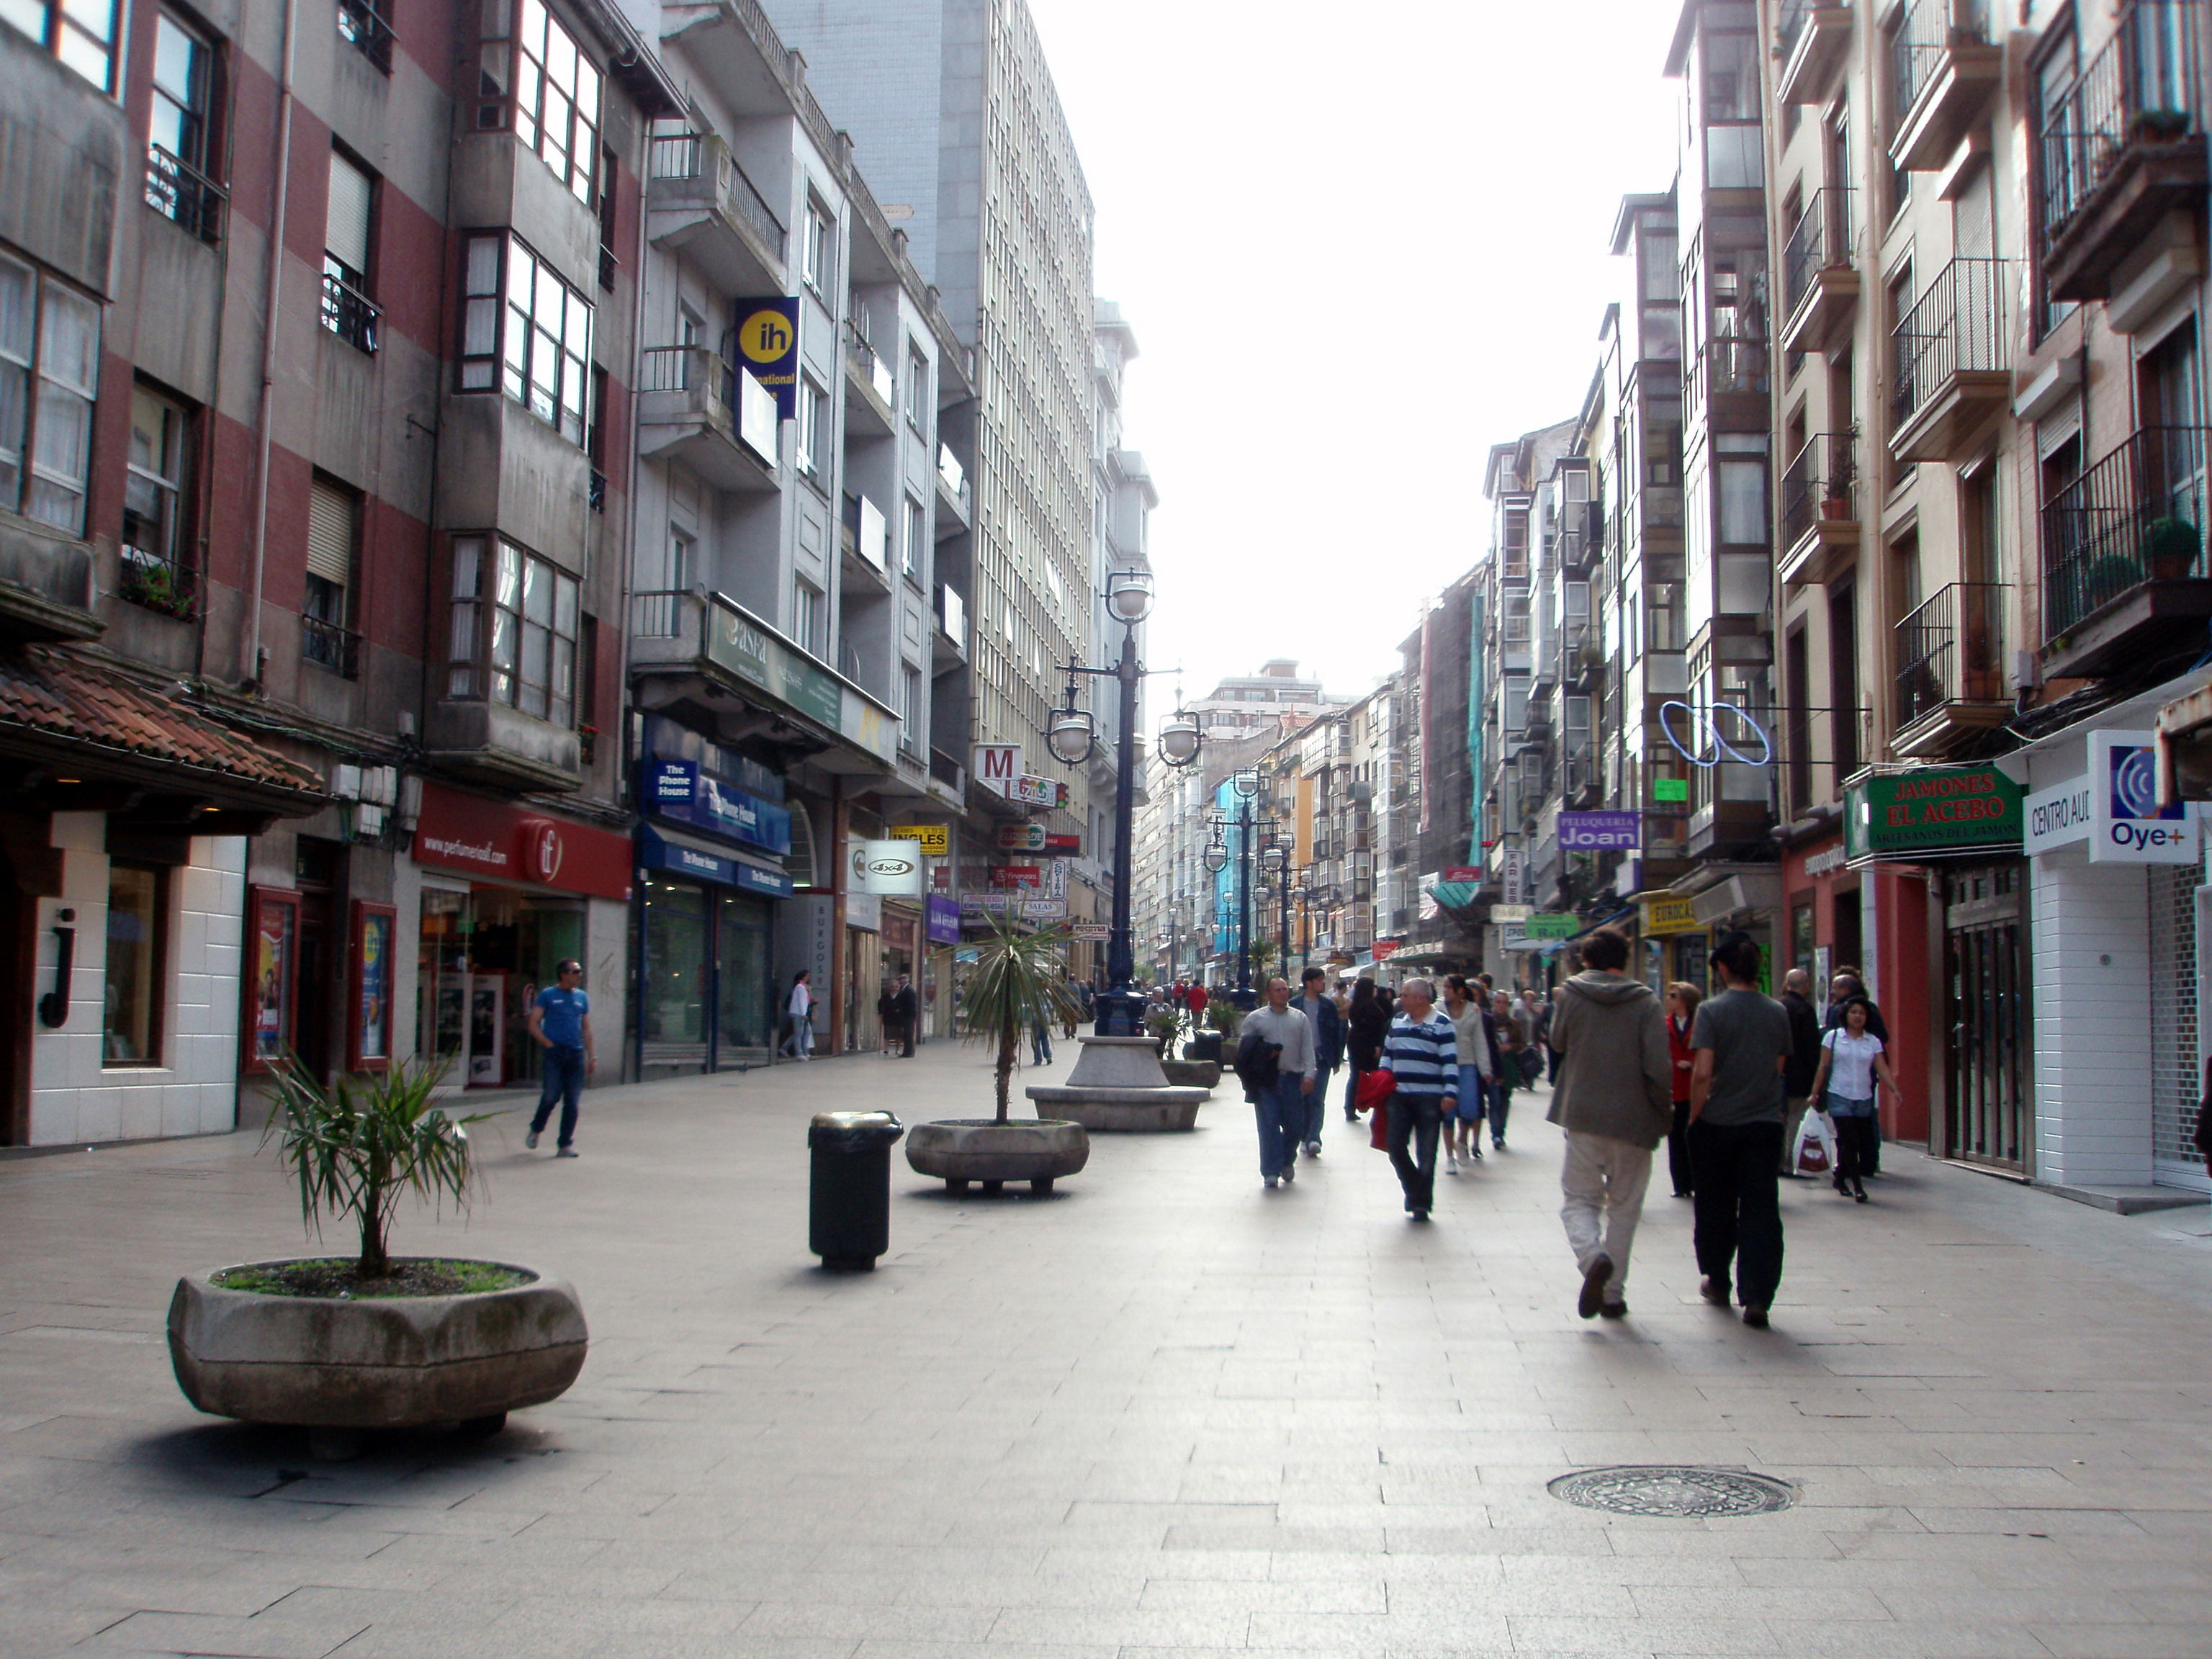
[412,783,634,901]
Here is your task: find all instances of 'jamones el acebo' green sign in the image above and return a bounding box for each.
[1845,765,2023,860]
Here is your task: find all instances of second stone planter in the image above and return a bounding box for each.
[904,1118,1089,1195]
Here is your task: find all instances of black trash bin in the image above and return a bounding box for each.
[807,1110,904,1271]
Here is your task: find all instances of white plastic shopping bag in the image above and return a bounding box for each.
[1793,1110,1837,1176]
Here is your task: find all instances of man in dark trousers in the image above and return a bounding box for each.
[1295,966,1344,1157]
[1689,932,1793,1328]
[1778,968,1823,1174]
[889,973,918,1058]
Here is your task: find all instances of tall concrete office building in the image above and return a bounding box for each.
[764,0,1100,862]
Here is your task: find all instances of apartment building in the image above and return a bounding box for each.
[1,0,685,1141]
[1761,0,2212,1195]
[623,0,976,1070]
[765,0,1103,952]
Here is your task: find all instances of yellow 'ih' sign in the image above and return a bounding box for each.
[889,824,949,855]
[1642,894,1701,935]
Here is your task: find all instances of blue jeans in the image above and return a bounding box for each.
[531,1045,585,1148]
[1302,1066,1336,1146]
[1255,1074,1303,1179]
[1488,1074,1512,1143]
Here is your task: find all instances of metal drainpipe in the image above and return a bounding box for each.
[242,0,301,689]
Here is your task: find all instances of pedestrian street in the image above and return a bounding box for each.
[4,1045,2212,1658]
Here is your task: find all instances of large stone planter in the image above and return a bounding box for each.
[1026,1036,1208,1132]
[168,1262,587,1432]
[904,1118,1089,1195]
[1160,1059,1220,1089]
[1184,1032,1224,1063]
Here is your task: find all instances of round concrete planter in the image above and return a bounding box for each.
[904,1118,1089,1195]
[1160,1059,1220,1090]
[168,1262,588,1434]
[1025,1036,1208,1133]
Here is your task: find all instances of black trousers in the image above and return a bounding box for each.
[1687,1119,1785,1309]
[1387,1093,1444,1212]
[1833,1112,1876,1184]
[1666,1101,1694,1195]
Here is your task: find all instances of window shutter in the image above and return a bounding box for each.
[306,478,355,585]
[326,152,373,274]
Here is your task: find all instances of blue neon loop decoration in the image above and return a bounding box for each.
[1659,700,1774,768]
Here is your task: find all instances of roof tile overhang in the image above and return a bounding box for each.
[0,646,326,824]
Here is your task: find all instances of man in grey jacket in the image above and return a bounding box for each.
[1546,927,1673,1320]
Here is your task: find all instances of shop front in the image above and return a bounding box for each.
[1637,892,1706,992]
[2015,696,2208,1195]
[924,894,961,1038]
[844,890,882,1052]
[633,727,797,1075]
[410,783,634,1089]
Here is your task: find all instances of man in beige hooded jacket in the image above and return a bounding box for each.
[1546,927,1674,1320]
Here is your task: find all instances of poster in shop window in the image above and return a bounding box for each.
[349,901,396,1071]
[242,886,299,1075]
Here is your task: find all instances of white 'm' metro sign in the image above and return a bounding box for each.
[973,744,1020,798]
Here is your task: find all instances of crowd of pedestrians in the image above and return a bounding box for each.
[1215,929,1905,1332]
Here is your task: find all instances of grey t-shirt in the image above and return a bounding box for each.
[1690,988,1791,1126]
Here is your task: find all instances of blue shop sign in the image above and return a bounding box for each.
[639,762,791,856]
[638,827,793,898]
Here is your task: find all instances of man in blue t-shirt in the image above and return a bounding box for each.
[526,959,595,1157]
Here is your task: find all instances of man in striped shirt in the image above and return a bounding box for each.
[1382,978,1458,1221]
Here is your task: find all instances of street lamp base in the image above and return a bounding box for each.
[1091,989,1146,1038]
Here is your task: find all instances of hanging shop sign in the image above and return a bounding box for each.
[1370,940,1401,961]
[890,824,950,855]
[1442,865,1481,882]
[1652,776,1690,802]
[991,865,1043,889]
[846,891,882,931]
[1071,924,1112,942]
[413,784,634,900]
[647,759,698,809]
[644,758,791,856]
[732,296,800,415]
[1843,765,2023,862]
[925,894,962,944]
[1641,894,1702,935]
[850,838,924,895]
[1007,775,1056,808]
[1523,912,1579,940]
[974,744,1021,795]
[1557,811,1640,850]
[2023,729,2200,864]
[998,822,1046,850]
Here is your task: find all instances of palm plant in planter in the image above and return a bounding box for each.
[903,914,1089,1195]
[167,1058,590,1447]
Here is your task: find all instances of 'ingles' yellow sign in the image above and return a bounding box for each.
[889,824,949,855]
[1642,895,1701,935]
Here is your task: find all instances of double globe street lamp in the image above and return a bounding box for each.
[1044,570,1202,1038]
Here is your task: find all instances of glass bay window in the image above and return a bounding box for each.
[459,233,591,446]
[448,534,579,727]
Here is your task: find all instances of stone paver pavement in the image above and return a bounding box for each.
[4,1042,2212,1658]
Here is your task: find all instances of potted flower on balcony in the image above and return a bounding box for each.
[167,1058,588,1456]
[903,914,1089,1196]
[2146,516,2201,583]
[2129,108,2193,144]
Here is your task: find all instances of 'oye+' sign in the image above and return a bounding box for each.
[2023,730,2200,864]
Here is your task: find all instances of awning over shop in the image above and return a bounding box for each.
[638,824,793,898]
[0,644,325,848]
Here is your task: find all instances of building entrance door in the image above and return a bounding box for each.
[1941,861,2028,1174]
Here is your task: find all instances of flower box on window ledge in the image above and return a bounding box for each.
[120,547,197,619]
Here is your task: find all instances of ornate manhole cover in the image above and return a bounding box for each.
[1547,1465,1795,1518]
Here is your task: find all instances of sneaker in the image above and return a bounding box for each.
[1493,1138,1506,1151]
[1264,1177,1278,1189]
[1599,1301,1629,1320]
[524,1130,539,1150]
[1280,1163,1294,1185]
[1304,1141,1321,1157]
[1743,1306,1770,1330]
[1468,1146,1483,1162]
[556,1147,580,1159]
[1578,1253,1614,1320]
[1699,1277,1731,1307]
[1444,1153,1460,1175]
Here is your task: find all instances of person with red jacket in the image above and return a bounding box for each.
[1665,981,1701,1198]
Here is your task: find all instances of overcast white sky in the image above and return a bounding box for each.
[1027,0,1686,706]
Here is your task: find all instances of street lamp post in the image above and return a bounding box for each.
[1046,570,1201,1038]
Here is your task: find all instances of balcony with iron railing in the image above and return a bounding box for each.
[1778,431,1859,588]
[144,145,226,245]
[1686,336,1771,420]
[335,0,392,70]
[320,260,379,354]
[844,329,896,434]
[637,343,779,490]
[1889,258,2008,461]
[1889,0,2002,171]
[2038,0,2208,303]
[1780,188,1858,354]
[118,543,197,620]
[302,611,361,678]
[1777,0,1853,106]
[645,131,786,292]
[2042,426,2212,677]
[935,443,971,529]
[1894,582,2010,754]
